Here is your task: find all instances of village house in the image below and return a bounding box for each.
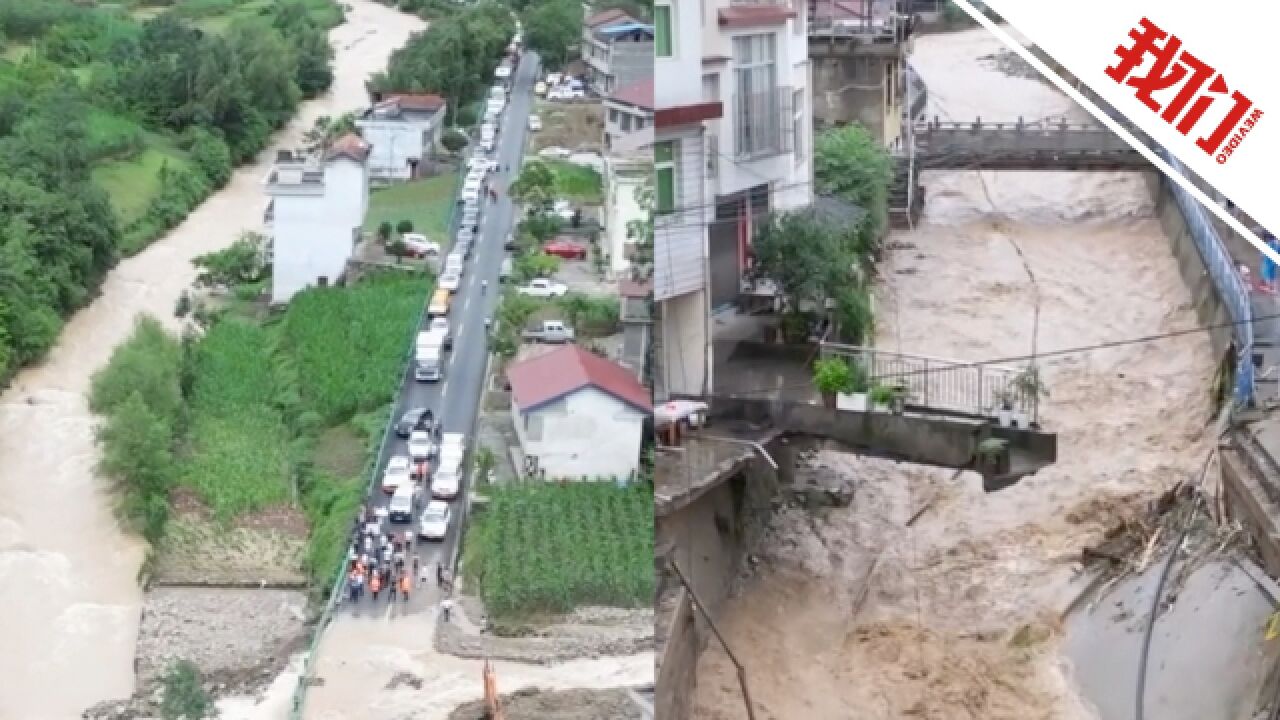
[263,133,370,304]
[582,7,655,96]
[354,93,448,183]
[604,77,654,153]
[506,345,651,481]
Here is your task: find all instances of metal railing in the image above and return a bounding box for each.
[1160,150,1255,407]
[821,342,1039,420]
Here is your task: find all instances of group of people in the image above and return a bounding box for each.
[342,503,455,609]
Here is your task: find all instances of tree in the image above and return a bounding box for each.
[626,180,654,276]
[192,232,266,288]
[396,219,414,235]
[515,252,561,283]
[510,160,557,208]
[95,391,174,542]
[441,128,468,153]
[377,221,393,242]
[751,210,850,313]
[521,0,580,68]
[815,124,892,251]
[303,114,357,155]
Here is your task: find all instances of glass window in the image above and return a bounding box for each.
[655,5,673,57]
[655,141,677,214]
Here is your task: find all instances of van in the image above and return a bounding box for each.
[500,256,513,282]
[461,177,482,203]
[388,485,416,523]
[427,288,451,317]
[445,253,464,274]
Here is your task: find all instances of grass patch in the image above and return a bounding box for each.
[182,318,292,519]
[363,173,461,244]
[312,424,366,478]
[91,136,192,227]
[464,482,653,618]
[281,272,431,423]
[179,0,343,34]
[545,160,604,205]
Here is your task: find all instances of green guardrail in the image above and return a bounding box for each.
[289,156,468,720]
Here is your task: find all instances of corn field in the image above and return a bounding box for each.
[466,482,653,618]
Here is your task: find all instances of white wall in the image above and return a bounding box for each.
[270,194,356,303]
[356,120,426,180]
[659,289,709,398]
[655,0,702,109]
[512,388,645,480]
[605,162,649,276]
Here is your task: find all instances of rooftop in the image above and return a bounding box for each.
[363,93,446,121]
[585,7,633,28]
[325,133,372,163]
[609,77,654,111]
[506,344,652,415]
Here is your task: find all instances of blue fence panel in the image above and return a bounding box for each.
[1160,150,1255,407]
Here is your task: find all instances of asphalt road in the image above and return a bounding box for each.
[337,52,540,617]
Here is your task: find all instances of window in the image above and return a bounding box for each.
[793,89,804,164]
[702,72,720,103]
[655,141,677,215]
[655,4,673,57]
[733,34,779,157]
[610,108,620,123]
[621,113,633,132]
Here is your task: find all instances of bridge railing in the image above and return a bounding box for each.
[1160,151,1255,407]
[913,118,1141,156]
[820,342,1039,421]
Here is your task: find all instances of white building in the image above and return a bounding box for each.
[653,0,814,399]
[603,156,652,277]
[582,8,655,96]
[355,93,447,183]
[506,345,651,481]
[604,77,654,153]
[263,134,371,304]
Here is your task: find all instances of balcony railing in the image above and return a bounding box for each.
[732,86,794,160]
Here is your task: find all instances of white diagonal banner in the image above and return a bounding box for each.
[952,0,1279,267]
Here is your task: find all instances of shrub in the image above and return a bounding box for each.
[377,221,393,242]
[396,219,414,235]
[160,660,211,720]
[441,127,468,153]
[90,316,184,424]
[812,356,866,395]
[96,392,175,543]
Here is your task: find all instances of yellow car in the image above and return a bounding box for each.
[534,81,547,97]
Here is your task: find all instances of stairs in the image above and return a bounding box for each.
[888,154,922,228]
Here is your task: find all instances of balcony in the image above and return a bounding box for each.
[732,86,794,160]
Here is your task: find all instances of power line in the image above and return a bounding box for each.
[715,309,1275,399]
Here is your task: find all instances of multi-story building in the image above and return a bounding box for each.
[653,0,813,399]
[355,93,447,183]
[604,78,655,153]
[582,8,656,96]
[263,134,370,304]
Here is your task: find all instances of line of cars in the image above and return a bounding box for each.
[385,408,467,541]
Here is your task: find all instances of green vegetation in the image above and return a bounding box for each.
[92,271,434,588]
[464,482,654,618]
[281,273,431,423]
[520,0,579,69]
[363,173,461,244]
[0,0,340,382]
[371,1,514,124]
[511,159,557,208]
[812,356,867,396]
[90,317,185,544]
[545,160,604,204]
[160,659,212,720]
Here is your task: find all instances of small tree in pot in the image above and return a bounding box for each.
[813,356,866,409]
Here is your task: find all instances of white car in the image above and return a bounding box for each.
[388,485,417,523]
[418,501,451,540]
[480,137,495,154]
[552,200,575,221]
[432,469,460,500]
[461,178,482,203]
[381,455,412,494]
[538,146,572,160]
[408,431,435,461]
[439,272,461,292]
[400,233,439,258]
[517,278,568,298]
[546,72,562,86]
[429,317,449,335]
[528,115,542,131]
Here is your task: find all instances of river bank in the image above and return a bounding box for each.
[0,3,422,717]
[691,26,1217,719]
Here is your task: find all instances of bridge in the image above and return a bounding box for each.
[892,118,1152,226]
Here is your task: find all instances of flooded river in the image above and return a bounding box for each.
[0,3,420,717]
[693,27,1218,720]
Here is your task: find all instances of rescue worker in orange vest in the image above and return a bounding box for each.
[370,572,382,601]
[399,573,412,603]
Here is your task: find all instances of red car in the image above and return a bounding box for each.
[542,240,587,260]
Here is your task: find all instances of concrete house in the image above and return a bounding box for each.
[604,77,654,153]
[264,134,370,304]
[582,8,655,96]
[355,93,447,183]
[507,345,652,481]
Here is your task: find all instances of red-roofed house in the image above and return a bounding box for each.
[356,92,449,183]
[507,345,652,481]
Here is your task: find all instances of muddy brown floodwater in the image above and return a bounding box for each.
[693,27,1218,720]
[0,4,420,718]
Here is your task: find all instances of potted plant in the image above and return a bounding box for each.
[974,436,1010,477]
[869,381,908,413]
[995,388,1015,428]
[1010,366,1048,429]
[813,356,860,409]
